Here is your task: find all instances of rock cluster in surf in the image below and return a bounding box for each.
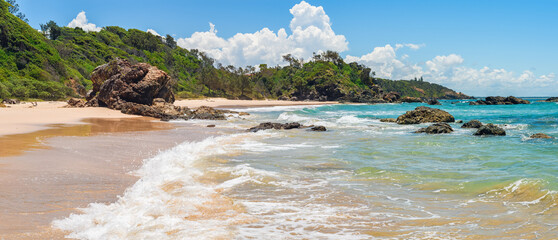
[247,122,327,132]
[461,120,483,129]
[473,124,506,136]
[396,106,455,124]
[469,96,530,105]
[414,123,453,134]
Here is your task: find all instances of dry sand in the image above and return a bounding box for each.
[0,101,138,136]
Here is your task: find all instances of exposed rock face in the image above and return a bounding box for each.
[427,99,441,105]
[415,123,453,134]
[65,98,86,108]
[248,122,303,132]
[311,126,327,131]
[530,133,554,139]
[396,106,455,124]
[438,92,475,100]
[474,124,506,136]
[382,92,401,103]
[66,78,86,97]
[0,102,6,108]
[89,59,175,109]
[461,120,483,129]
[542,97,558,102]
[400,97,423,103]
[380,118,397,123]
[470,96,530,105]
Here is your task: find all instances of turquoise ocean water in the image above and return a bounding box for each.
[55,98,558,239]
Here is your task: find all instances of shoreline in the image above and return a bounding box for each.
[0,98,334,238]
[0,98,338,137]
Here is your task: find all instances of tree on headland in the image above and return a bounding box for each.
[165,34,177,49]
[6,0,28,22]
[40,21,61,40]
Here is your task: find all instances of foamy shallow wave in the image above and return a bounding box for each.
[475,179,558,213]
[229,105,322,113]
[52,134,261,240]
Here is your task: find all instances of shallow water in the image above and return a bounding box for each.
[54,99,558,239]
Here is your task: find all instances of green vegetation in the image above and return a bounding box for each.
[0,0,466,101]
[374,78,471,99]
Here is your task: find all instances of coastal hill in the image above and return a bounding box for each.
[0,0,470,102]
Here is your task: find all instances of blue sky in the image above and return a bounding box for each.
[18,0,558,96]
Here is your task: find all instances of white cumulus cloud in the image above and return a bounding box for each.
[347,46,557,96]
[67,11,101,32]
[177,1,348,67]
[146,29,161,36]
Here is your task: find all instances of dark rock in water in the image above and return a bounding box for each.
[311,126,327,131]
[65,98,87,108]
[427,99,441,105]
[400,96,423,103]
[89,59,175,109]
[207,124,216,128]
[456,120,463,123]
[530,133,554,139]
[543,97,558,102]
[415,123,453,134]
[396,106,455,124]
[190,106,226,120]
[248,122,303,132]
[470,96,530,105]
[380,118,397,123]
[474,124,506,136]
[461,120,483,128]
[2,99,20,104]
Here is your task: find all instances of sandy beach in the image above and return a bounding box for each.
[0,98,336,239]
[0,98,335,137]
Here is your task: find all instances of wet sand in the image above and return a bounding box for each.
[0,99,335,239]
[0,118,227,239]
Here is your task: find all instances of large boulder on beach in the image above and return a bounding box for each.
[396,106,455,124]
[470,96,530,105]
[64,98,87,108]
[89,59,175,109]
[530,133,554,139]
[461,120,483,128]
[415,123,453,134]
[473,124,506,136]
